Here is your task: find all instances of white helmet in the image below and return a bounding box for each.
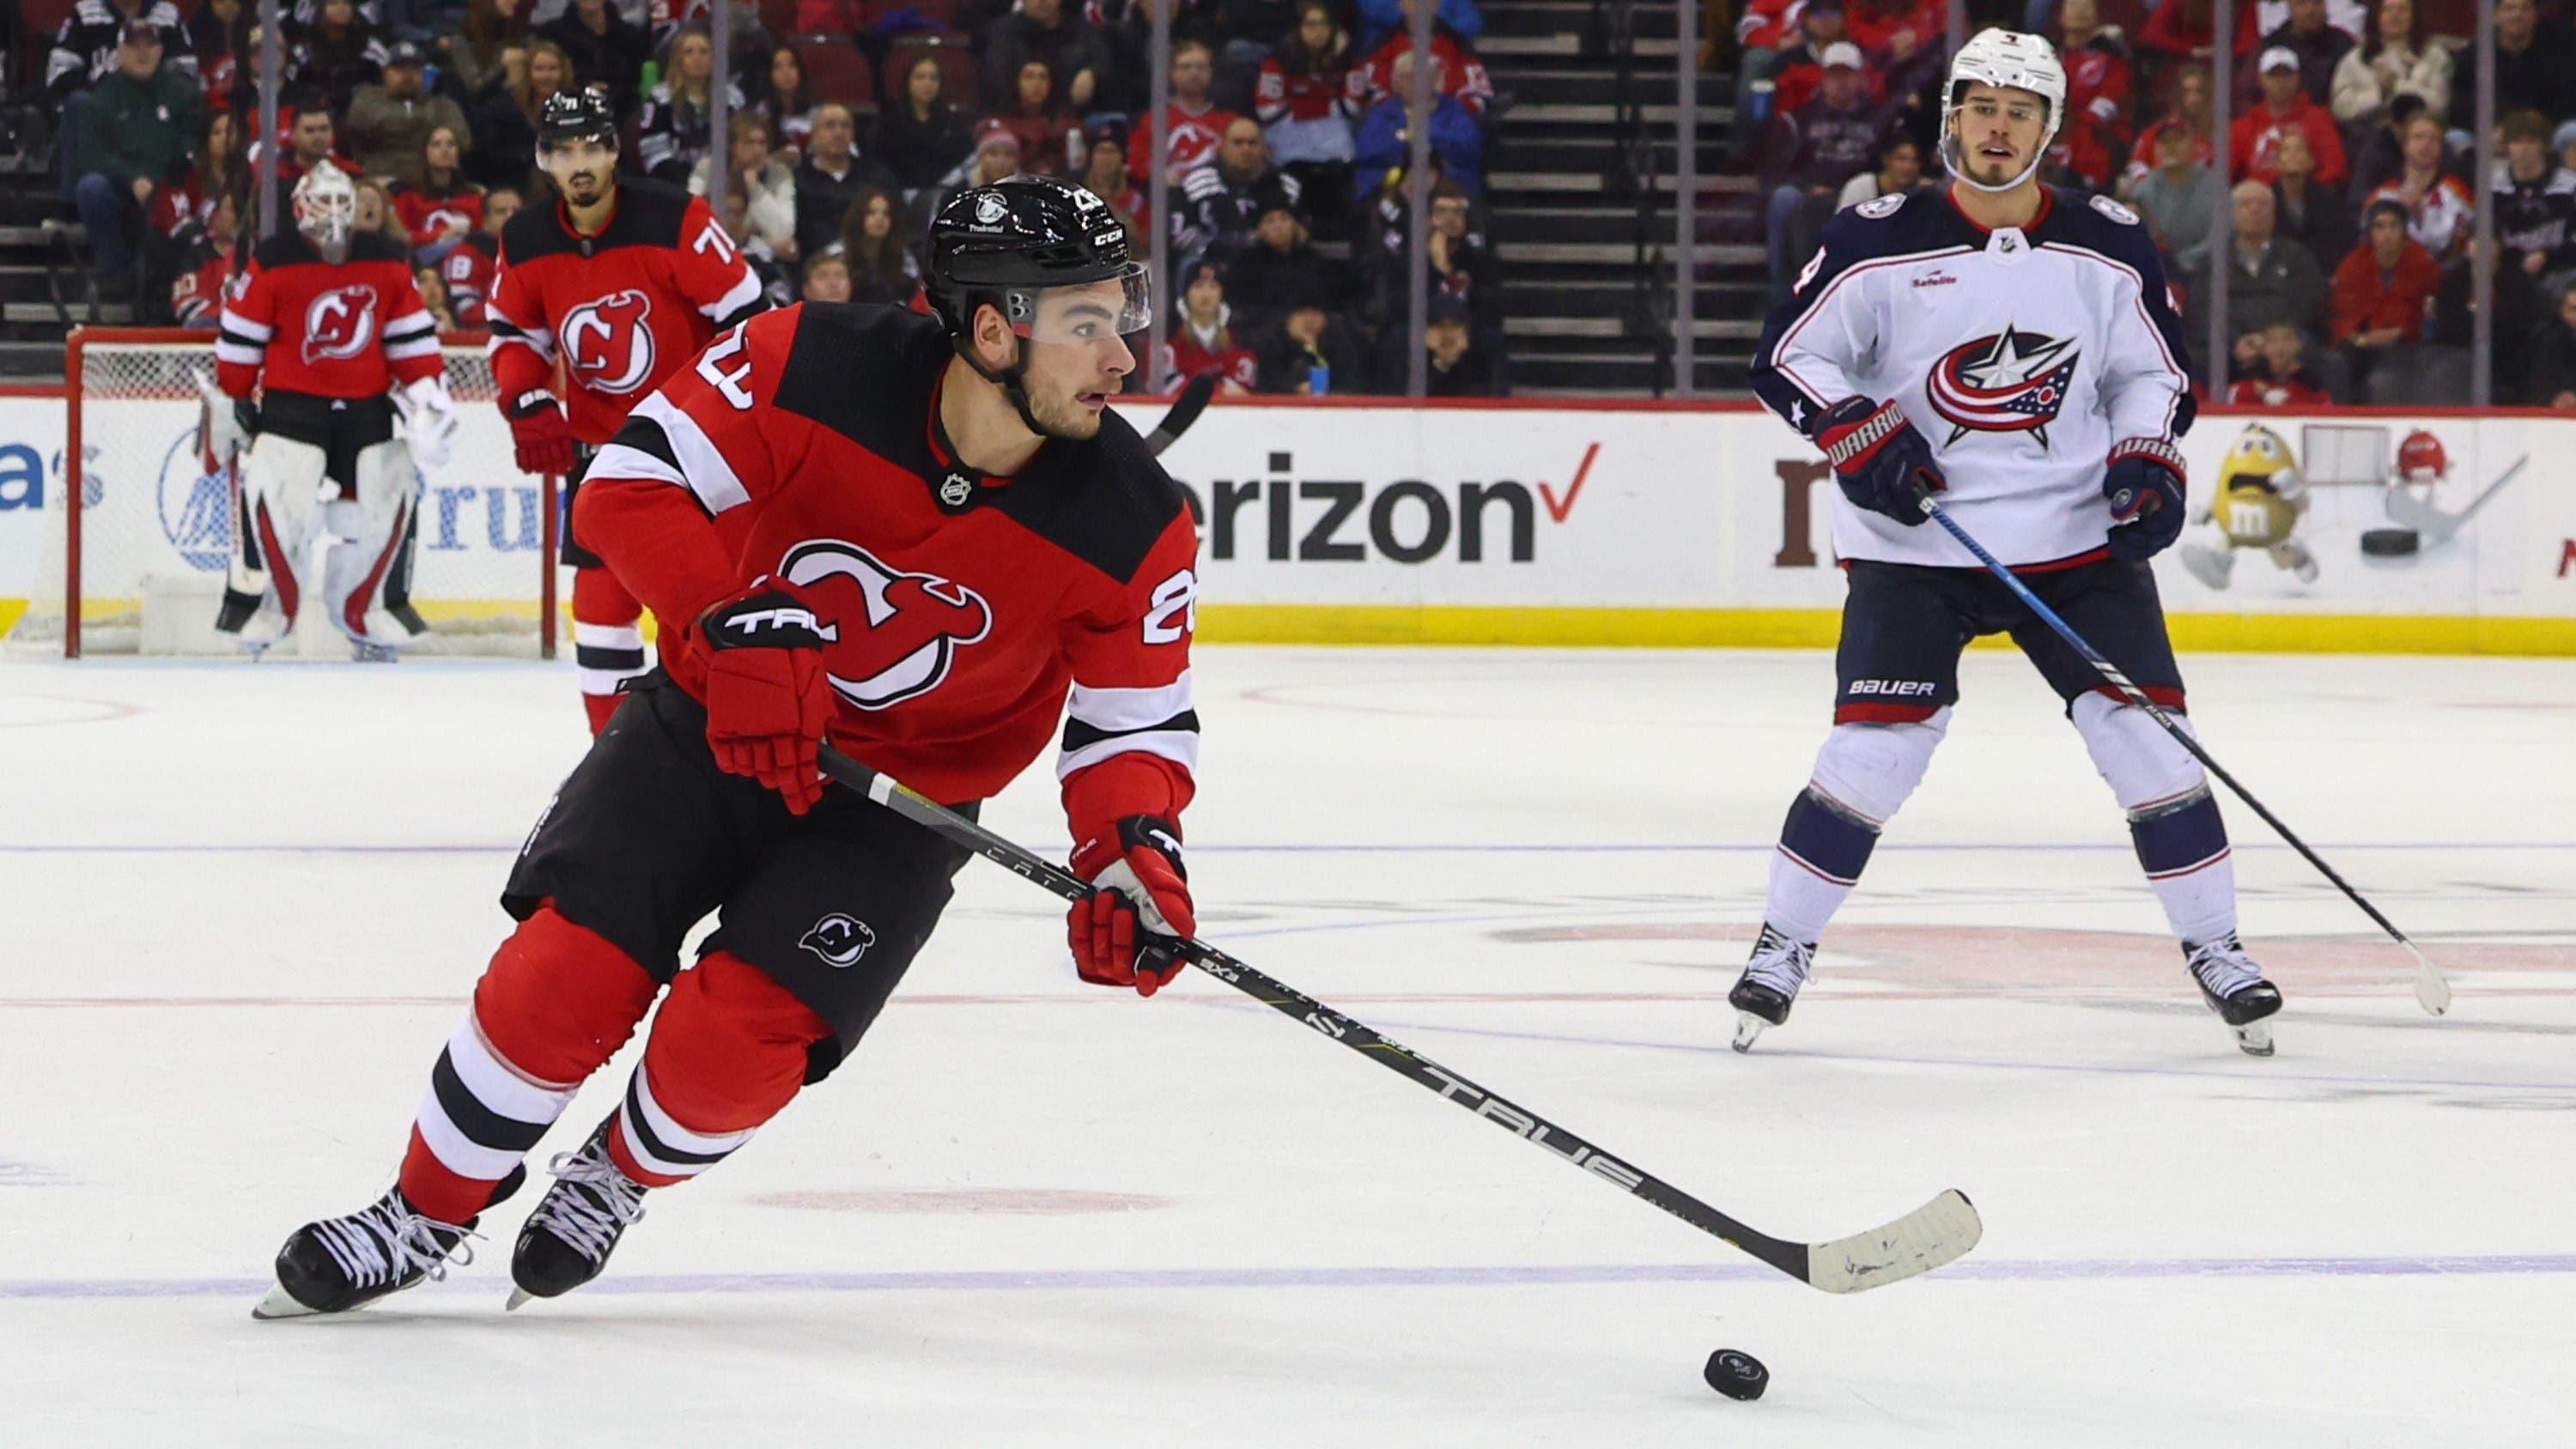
[294,162,358,257]
[1940,28,2066,195]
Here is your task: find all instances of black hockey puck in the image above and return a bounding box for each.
[1704,1349,1769,1401]
[2360,528,2421,556]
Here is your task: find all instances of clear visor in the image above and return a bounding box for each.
[1005,264,1152,343]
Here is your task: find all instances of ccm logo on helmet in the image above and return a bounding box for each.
[301,285,380,364]
[562,289,658,394]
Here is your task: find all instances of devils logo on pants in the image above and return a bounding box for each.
[301,285,380,364]
[561,289,658,395]
[777,539,993,710]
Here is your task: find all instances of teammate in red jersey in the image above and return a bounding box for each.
[256,175,1200,1318]
[210,164,460,661]
[487,89,767,732]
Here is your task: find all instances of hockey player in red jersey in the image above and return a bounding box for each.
[256,175,1200,1318]
[210,163,459,660]
[487,89,766,732]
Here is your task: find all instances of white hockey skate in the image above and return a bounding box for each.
[1728,925,1814,1053]
[2185,933,2284,1057]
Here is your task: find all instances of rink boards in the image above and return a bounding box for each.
[1,392,2569,654]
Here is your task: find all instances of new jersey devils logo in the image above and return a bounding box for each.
[301,285,379,364]
[799,912,876,967]
[561,289,658,395]
[778,539,993,710]
[1924,324,2080,448]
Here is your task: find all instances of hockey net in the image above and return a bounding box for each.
[9,327,558,658]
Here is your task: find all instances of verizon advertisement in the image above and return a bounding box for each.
[1132,402,2576,637]
[5,396,2572,649]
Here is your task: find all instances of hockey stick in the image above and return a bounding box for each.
[2381,455,2524,545]
[818,743,1983,1294]
[1917,495,2452,1016]
[1143,371,1219,457]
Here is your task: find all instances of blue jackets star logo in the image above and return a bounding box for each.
[1925,325,2081,448]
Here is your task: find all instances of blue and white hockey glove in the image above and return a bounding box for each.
[1814,396,1946,527]
[2102,440,2187,561]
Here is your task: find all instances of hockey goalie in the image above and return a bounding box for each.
[210,162,459,660]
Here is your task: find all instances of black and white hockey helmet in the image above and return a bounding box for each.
[536,88,619,155]
[1940,29,2066,194]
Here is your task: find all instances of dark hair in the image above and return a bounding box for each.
[1273,1,1348,76]
[2501,108,2552,145]
[1880,132,1919,163]
[2359,0,2425,62]
[766,44,810,113]
[1013,54,1059,114]
[838,185,913,281]
[2366,197,2411,229]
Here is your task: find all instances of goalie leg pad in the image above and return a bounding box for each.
[226,433,328,640]
[1765,709,1950,943]
[605,950,831,1188]
[398,905,662,1225]
[2072,693,2238,943]
[319,439,424,646]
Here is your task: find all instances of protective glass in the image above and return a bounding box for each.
[1006,264,1152,343]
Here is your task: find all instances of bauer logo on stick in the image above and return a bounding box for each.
[800,913,877,967]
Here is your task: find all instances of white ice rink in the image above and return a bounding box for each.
[3,645,2572,1446]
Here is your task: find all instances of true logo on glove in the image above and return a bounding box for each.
[800,912,876,967]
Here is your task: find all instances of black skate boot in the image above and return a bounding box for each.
[2185,932,2283,1058]
[1728,925,1816,1053]
[508,1124,649,1309]
[253,1166,525,1320]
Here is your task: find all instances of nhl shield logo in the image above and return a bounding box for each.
[939,471,974,506]
[800,912,876,967]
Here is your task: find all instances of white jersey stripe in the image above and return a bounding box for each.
[634,392,752,514]
[1055,729,1201,781]
[1066,672,1196,733]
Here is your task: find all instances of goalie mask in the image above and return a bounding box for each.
[1940,29,2066,196]
[294,163,359,263]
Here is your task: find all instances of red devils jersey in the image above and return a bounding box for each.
[579,304,1200,828]
[215,231,441,400]
[487,177,765,444]
[443,233,498,328]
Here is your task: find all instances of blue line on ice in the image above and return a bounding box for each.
[7,1255,2572,1301]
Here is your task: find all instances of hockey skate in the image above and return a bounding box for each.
[253,1166,524,1319]
[2185,933,2283,1057]
[1728,925,1815,1053]
[507,1124,649,1309]
[350,640,402,663]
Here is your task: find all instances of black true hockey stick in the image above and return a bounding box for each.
[1917,494,2451,1016]
[819,743,1983,1294]
[1143,371,1218,456]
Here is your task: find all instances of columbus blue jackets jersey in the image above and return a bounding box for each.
[1751,186,2196,569]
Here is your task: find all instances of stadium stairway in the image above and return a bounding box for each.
[1479,0,1763,396]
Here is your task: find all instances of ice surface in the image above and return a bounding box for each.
[2,646,2571,1446]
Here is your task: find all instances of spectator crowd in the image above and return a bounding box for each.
[34,0,1510,396]
[1742,0,2576,409]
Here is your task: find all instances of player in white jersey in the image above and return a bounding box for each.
[1739,30,2284,1057]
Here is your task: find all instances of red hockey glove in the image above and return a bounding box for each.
[1814,395,1946,526]
[692,579,837,815]
[506,388,578,476]
[1068,815,1194,997]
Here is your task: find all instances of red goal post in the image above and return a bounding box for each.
[24,326,560,658]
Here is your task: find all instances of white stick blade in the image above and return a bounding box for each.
[2412,947,2452,1016]
[1806,1189,1984,1294]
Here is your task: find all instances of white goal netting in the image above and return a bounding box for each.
[8,328,559,658]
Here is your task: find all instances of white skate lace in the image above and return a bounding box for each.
[313,1193,474,1289]
[2186,935,2263,998]
[531,1143,648,1264]
[1742,929,1814,995]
